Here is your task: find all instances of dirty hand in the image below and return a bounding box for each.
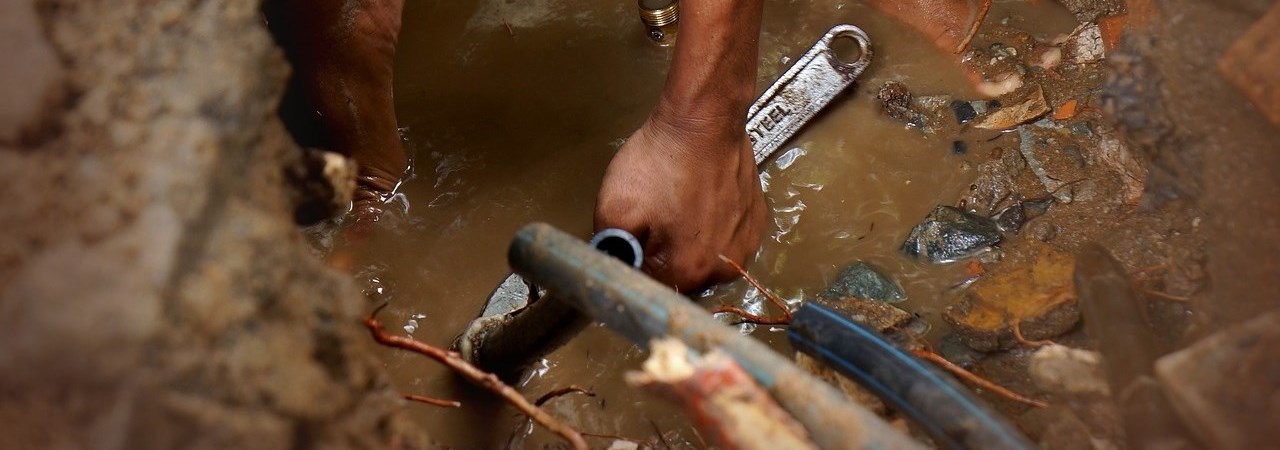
[595,108,766,293]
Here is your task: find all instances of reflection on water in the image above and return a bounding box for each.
[355,0,1074,447]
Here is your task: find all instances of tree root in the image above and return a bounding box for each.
[715,254,793,325]
[712,305,793,325]
[912,348,1049,409]
[1008,319,1059,347]
[955,0,993,54]
[534,385,596,406]
[364,307,588,450]
[402,393,461,408]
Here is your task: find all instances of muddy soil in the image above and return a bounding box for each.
[1,0,1277,449]
[0,0,424,448]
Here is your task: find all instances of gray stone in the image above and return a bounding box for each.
[821,262,906,303]
[901,206,1003,264]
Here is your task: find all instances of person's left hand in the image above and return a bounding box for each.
[595,109,766,293]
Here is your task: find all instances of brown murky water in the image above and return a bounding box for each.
[360,0,1077,447]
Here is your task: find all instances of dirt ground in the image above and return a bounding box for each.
[0,0,425,448]
[0,0,1276,448]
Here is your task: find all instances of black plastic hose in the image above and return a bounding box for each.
[787,302,1036,450]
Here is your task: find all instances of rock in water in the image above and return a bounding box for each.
[944,242,1078,351]
[821,262,906,303]
[901,206,1003,264]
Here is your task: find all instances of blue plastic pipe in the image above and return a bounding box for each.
[788,303,1036,450]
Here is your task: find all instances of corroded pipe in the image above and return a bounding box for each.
[508,222,924,450]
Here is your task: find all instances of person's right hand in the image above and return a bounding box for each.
[595,107,766,293]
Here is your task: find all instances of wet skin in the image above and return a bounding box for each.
[266,0,976,289]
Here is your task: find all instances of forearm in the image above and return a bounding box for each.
[653,0,765,140]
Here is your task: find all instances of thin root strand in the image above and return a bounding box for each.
[364,311,588,450]
[718,254,792,320]
[712,305,792,326]
[955,0,993,53]
[913,348,1049,409]
[403,394,462,408]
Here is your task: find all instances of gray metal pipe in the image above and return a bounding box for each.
[508,222,925,450]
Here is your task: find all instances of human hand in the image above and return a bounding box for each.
[595,109,766,293]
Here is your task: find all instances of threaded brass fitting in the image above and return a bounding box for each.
[638,0,679,28]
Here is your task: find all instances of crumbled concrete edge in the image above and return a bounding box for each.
[0,0,427,448]
[1155,309,1280,449]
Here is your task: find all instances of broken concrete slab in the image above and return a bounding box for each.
[820,262,906,303]
[901,206,1003,264]
[944,242,1078,352]
[1155,309,1280,449]
[1218,2,1280,128]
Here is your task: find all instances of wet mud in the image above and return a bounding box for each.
[3,0,1275,448]
[351,0,1091,447]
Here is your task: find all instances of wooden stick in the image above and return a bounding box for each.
[718,254,792,320]
[403,393,461,408]
[955,0,993,54]
[364,311,588,450]
[912,349,1049,408]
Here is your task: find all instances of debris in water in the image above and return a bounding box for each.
[1061,23,1106,64]
[991,201,1026,233]
[952,102,977,124]
[973,86,1050,130]
[1029,344,1109,396]
[403,393,461,408]
[1053,99,1079,120]
[977,72,1024,98]
[820,262,906,303]
[944,242,1078,351]
[877,81,927,129]
[901,206,1004,264]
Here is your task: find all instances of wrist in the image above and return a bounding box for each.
[648,97,748,152]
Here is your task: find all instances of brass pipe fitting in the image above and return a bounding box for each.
[638,0,679,45]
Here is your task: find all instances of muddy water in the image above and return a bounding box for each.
[365,0,1075,447]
